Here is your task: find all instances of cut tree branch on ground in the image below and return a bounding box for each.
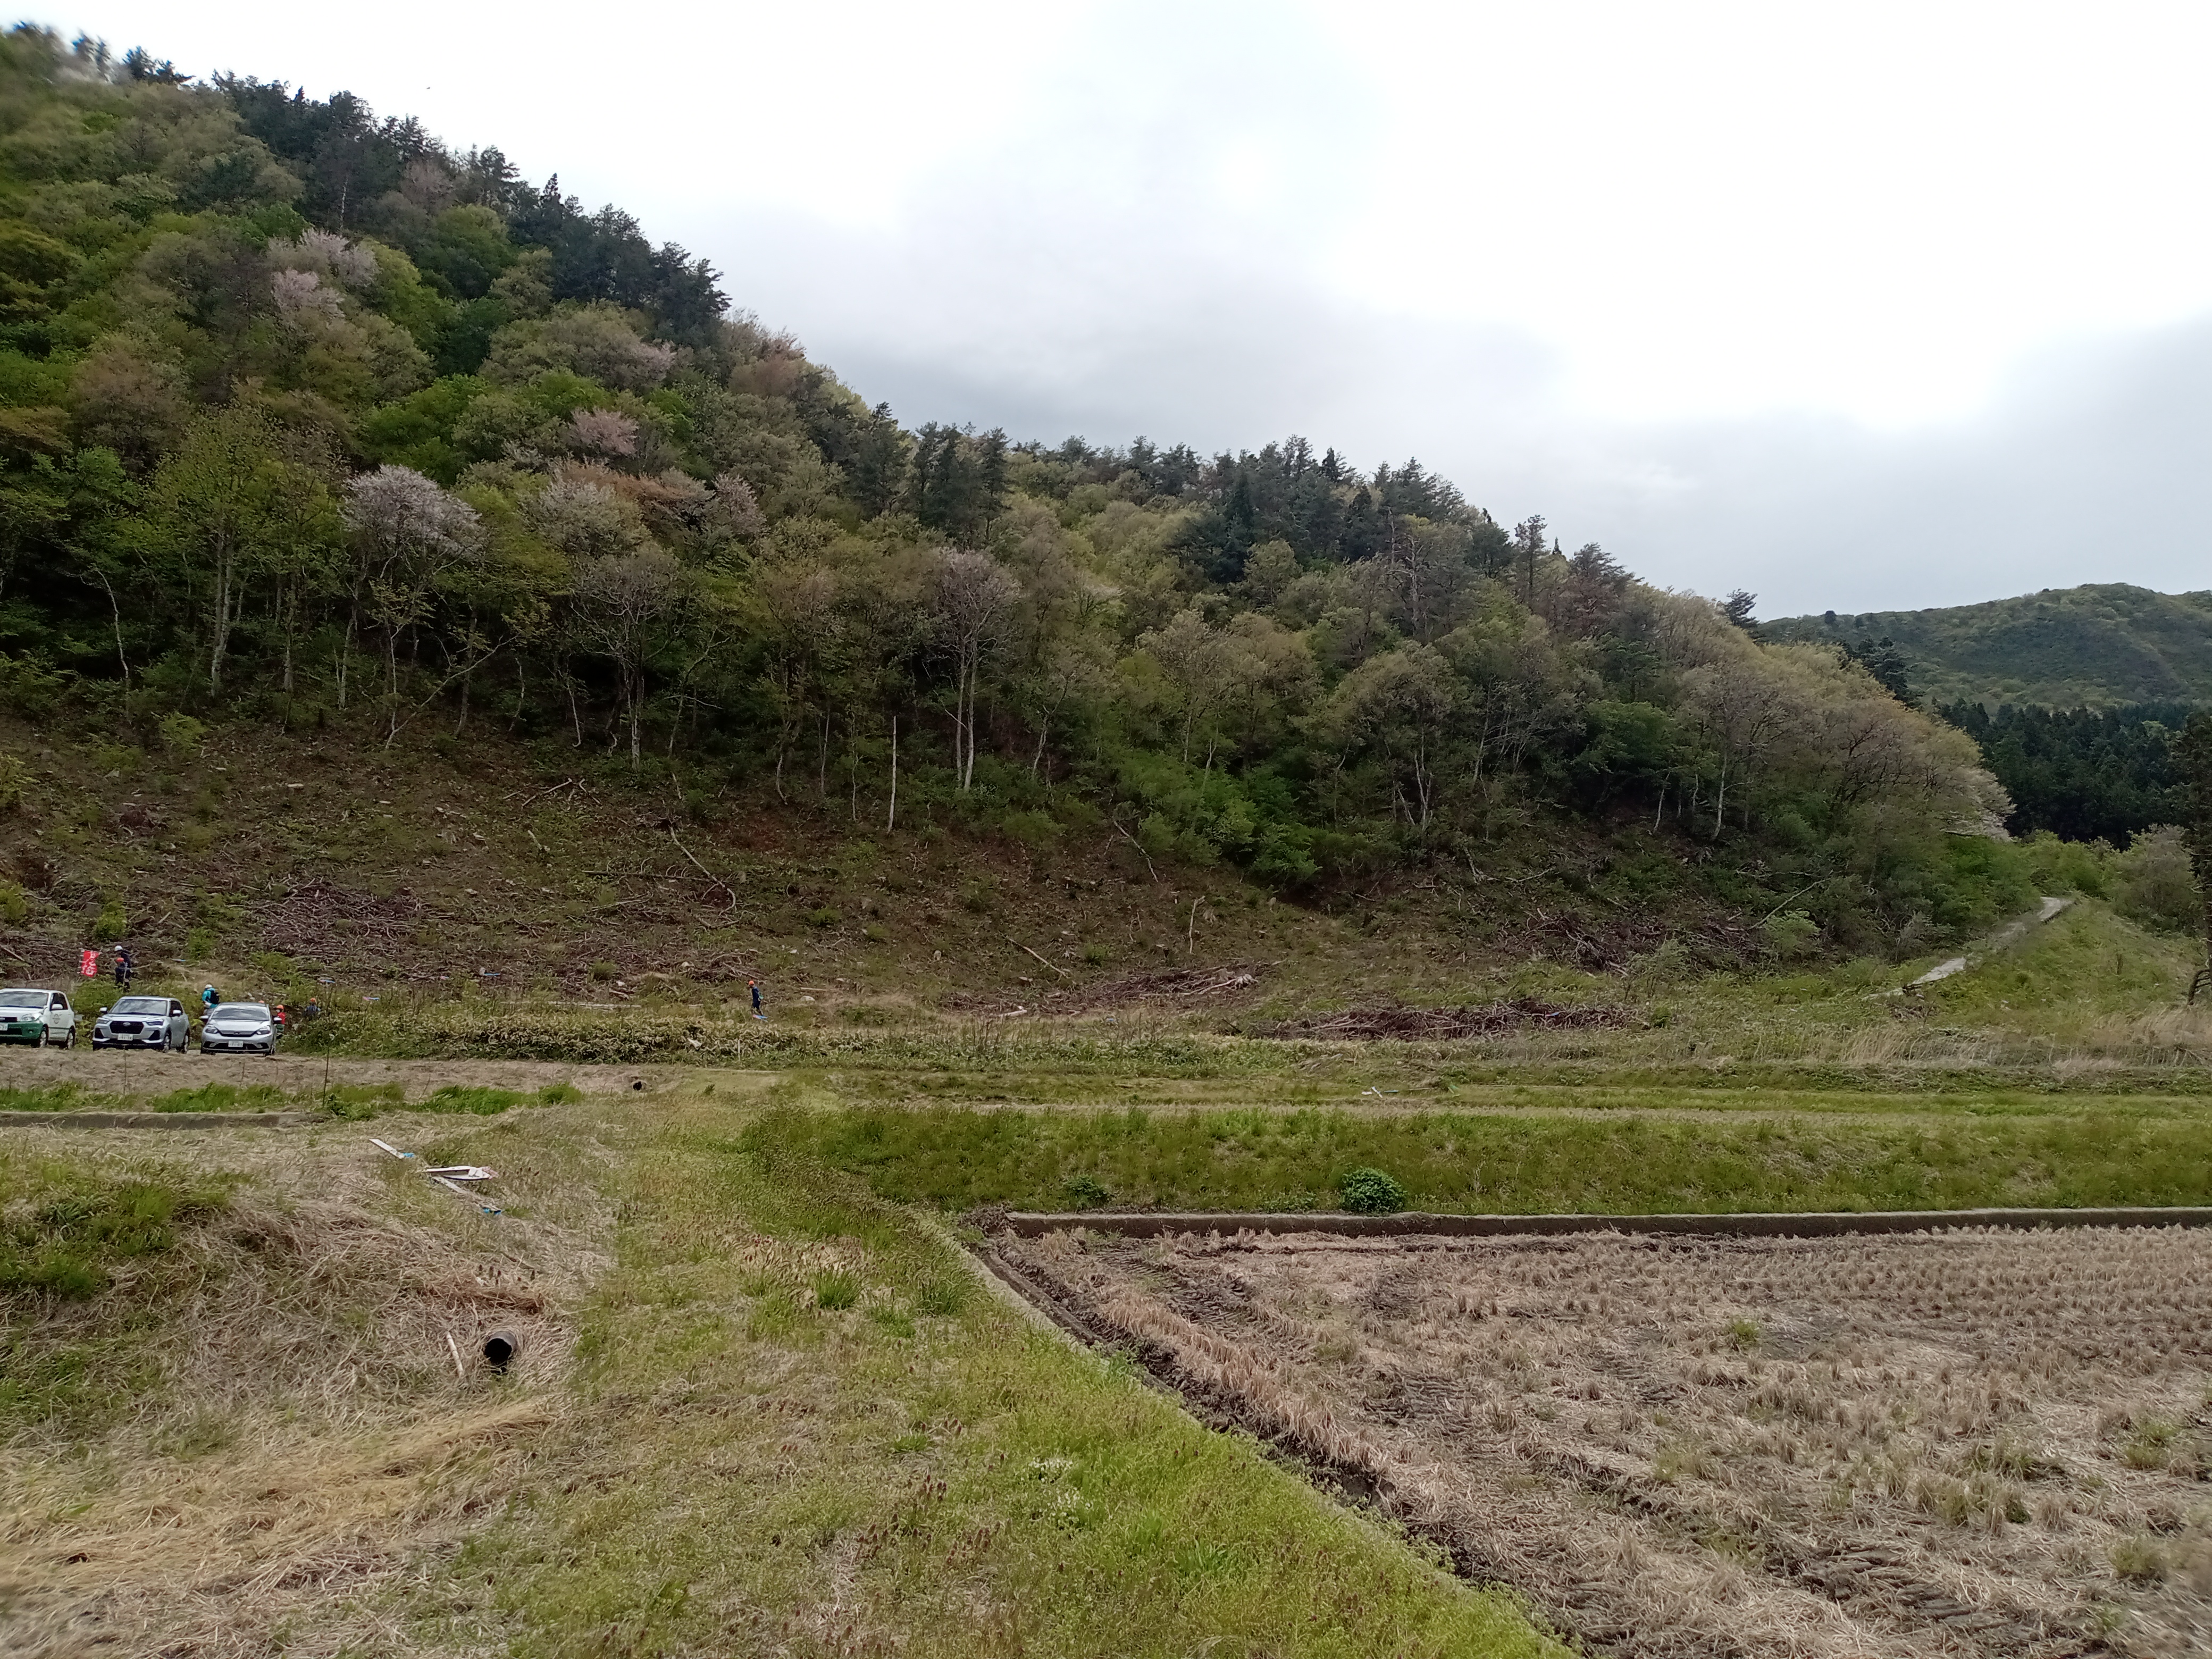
[667,828,738,912]
[1110,815,1158,883]
[1017,942,1072,979]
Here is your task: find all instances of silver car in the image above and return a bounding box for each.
[0,987,77,1047]
[199,1001,279,1055]
[93,995,191,1051]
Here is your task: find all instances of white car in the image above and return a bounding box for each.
[93,995,192,1052]
[199,1001,279,1055]
[0,987,78,1048]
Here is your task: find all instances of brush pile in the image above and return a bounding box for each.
[1268,996,1635,1041]
[255,879,425,970]
[1050,962,1270,1011]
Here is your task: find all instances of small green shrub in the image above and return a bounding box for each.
[157,713,205,756]
[805,907,839,928]
[1338,1167,1407,1214]
[2123,1417,2179,1470]
[537,1082,583,1104]
[1082,942,1110,966]
[1062,1174,1112,1209]
[589,961,617,982]
[2112,1532,2169,1584]
[185,927,213,962]
[1002,809,1060,849]
[1728,1317,1762,1352]
[814,1269,860,1310]
[91,898,127,942]
[0,754,23,812]
[1761,910,1820,959]
[863,924,888,943]
[2115,826,2197,933]
[960,879,994,915]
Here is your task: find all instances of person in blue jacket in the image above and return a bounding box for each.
[750,978,765,1020]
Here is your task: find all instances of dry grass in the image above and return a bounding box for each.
[1000,1224,2212,1658]
[0,1116,601,1658]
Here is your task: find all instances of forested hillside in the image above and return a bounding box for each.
[1765,584,2212,711]
[0,26,2033,967]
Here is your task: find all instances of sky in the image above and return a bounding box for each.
[60,1,2212,615]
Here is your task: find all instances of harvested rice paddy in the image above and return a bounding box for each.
[992,1221,2212,1658]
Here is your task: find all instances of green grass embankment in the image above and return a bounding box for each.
[4,1095,1562,1655]
[770,1099,2212,1217]
[436,1116,1560,1658]
[0,1080,569,1117]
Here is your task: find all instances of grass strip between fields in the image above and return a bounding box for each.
[768,1101,2212,1217]
[0,1081,577,1117]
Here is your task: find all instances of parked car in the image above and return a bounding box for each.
[91,995,191,1052]
[0,987,78,1047]
[199,1001,280,1055]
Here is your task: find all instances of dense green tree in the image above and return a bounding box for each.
[1941,702,2186,844]
[2175,714,2212,1000]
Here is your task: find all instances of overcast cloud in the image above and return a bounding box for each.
[60,0,2212,614]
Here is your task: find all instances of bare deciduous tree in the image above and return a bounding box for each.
[573,548,685,765]
[342,464,482,730]
[928,548,1022,791]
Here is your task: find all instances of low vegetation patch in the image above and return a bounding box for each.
[0,1158,231,1429]
[0,1084,104,1113]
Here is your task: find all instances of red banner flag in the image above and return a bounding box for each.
[79,948,97,977]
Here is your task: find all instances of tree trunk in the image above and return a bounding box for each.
[885,716,898,833]
[280,586,295,696]
[956,657,975,791]
[95,568,129,693]
[386,630,402,742]
[207,541,231,689]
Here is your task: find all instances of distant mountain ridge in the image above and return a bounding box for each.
[1763,584,2212,710]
